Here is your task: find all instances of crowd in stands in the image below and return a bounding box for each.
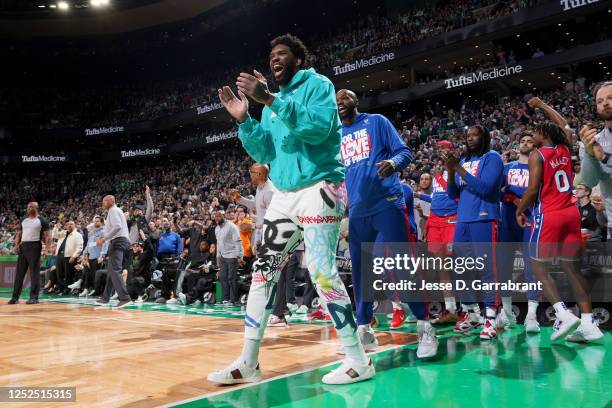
[0,0,544,129]
[2,76,608,255]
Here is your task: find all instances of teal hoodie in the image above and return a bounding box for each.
[238,68,345,192]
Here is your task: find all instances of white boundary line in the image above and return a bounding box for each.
[158,343,409,408]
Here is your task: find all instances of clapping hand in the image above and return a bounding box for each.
[218,86,249,123]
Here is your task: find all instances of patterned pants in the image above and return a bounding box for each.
[243,180,361,348]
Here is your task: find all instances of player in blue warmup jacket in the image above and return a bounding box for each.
[337,89,437,359]
[442,125,504,340]
[497,132,541,334]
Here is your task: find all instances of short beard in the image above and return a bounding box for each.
[275,63,298,86]
[519,148,532,155]
[597,111,612,121]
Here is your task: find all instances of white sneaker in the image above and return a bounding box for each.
[524,313,541,333]
[296,305,309,314]
[135,296,145,304]
[178,293,187,305]
[321,359,375,385]
[358,326,378,352]
[566,322,605,344]
[287,303,298,312]
[268,315,288,328]
[495,309,517,330]
[207,359,262,385]
[193,300,202,306]
[454,312,482,333]
[68,279,82,290]
[167,298,179,304]
[480,319,498,340]
[79,289,89,297]
[88,289,96,296]
[110,293,118,300]
[416,321,438,359]
[551,311,581,341]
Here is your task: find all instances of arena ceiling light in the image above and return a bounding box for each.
[57,1,69,10]
[91,0,110,7]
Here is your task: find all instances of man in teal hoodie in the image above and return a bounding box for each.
[208,34,374,385]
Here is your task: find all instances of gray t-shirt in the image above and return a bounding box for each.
[579,126,612,238]
[20,216,49,243]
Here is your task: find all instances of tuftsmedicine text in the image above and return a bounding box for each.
[444,65,523,89]
[333,52,395,76]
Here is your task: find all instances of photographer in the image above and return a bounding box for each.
[127,240,155,301]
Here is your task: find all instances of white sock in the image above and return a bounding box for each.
[392,301,401,311]
[461,304,469,313]
[241,338,261,368]
[417,320,431,330]
[502,297,513,313]
[344,342,369,365]
[553,302,567,316]
[581,313,593,326]
[468,304,481,315]
[358,323,370,333]
[444,297,457,314]
[485,307,496,319]
[527,300,539,317]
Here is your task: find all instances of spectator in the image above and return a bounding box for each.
[214,210,244,305]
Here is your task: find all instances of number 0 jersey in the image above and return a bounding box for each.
[535,144,576,213]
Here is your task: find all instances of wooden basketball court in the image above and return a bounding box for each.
[0,300,414,407]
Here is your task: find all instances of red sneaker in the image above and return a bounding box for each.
[307,306,331,321]
[454,312,482,333]
[390,309,406,329]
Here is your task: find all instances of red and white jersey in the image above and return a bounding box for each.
[535,144,576,213]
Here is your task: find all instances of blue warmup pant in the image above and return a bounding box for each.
[453,220,499,308]
[349,204,427,325]
[498,215,540,302]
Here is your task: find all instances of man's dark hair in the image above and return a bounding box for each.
[591,81,612,99]
[270,33,309,68]
[468,125,491,157]
[535,122,570,148]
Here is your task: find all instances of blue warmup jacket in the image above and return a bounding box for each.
[447,151,503,223]
[341,112,413,218]
[418,170,458,217]
[500,160,531,238]
[401,183,418,236]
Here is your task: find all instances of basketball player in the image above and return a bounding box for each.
[417,140,460,325]
[336,89,436,359]
[442,125,504,340]
[497,132,540,333]
[209,34,373,385]
[516,122,603,343]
